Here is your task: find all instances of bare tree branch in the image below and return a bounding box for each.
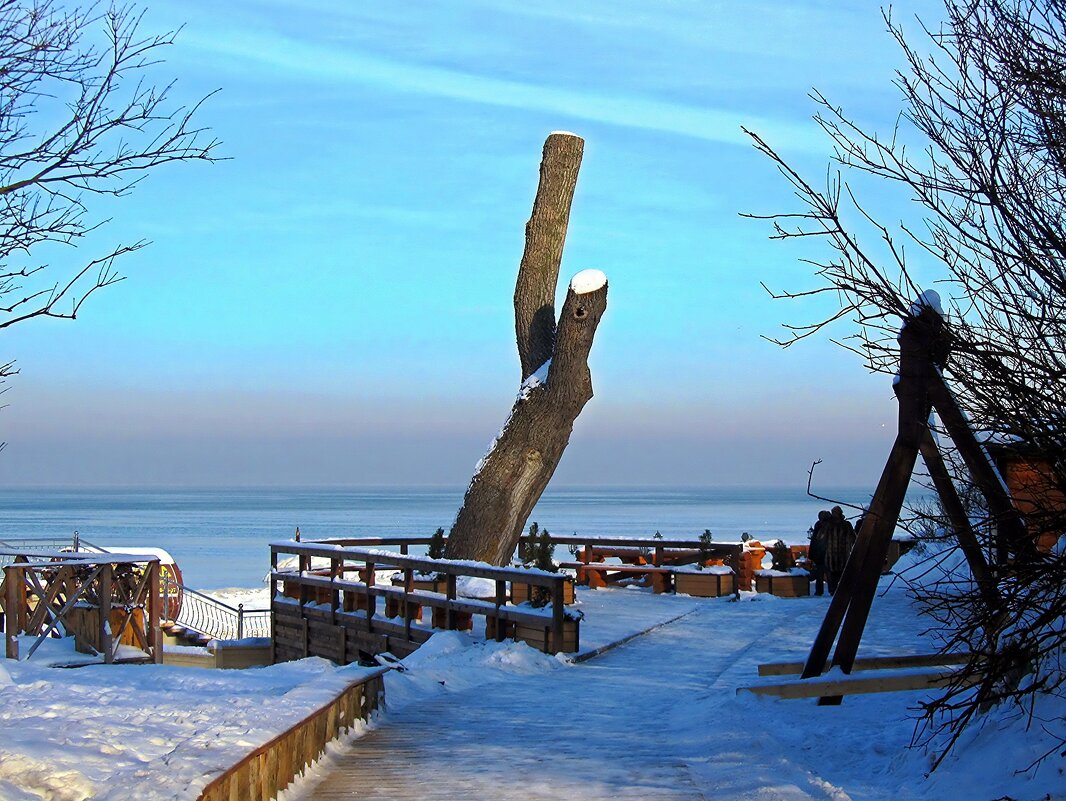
[748,0,1066,769]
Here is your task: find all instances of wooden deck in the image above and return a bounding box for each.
[308,656,706,801]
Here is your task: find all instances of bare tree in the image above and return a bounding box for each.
[0,0,218,387]
[747,0,1066,766]
[445,132,608,565]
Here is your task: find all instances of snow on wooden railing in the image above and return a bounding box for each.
[270,541,580,660]
[1,549,163,663]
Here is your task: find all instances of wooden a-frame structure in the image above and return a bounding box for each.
[795,302,1036,704]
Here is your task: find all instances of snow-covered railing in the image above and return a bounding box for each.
[298,532,747,569]
[1,549,163,663]
[270,541,580,662]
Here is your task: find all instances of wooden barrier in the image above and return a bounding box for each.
[738,668,981,699]
[196,667,387,801]
[270,543,580,664]
[1,550,163,663]
[739,652,978,699]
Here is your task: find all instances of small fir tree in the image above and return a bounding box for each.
[520,521,540,564]
[770,541,795,573]
[531,528,557,607]
[427,527,446,560]
[425,527,447,582]
[697,529,714,570]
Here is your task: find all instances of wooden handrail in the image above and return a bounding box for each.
[273,579,559,626]
[300,533,747,551]
[271,544,565,586]
[271,542,579,661]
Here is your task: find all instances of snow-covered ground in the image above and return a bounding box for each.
[2,561,1065,800]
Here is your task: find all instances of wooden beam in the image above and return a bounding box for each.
[740,668,981,699]
[759,652,972,677]
[5,565,19,659]
[919,428,1001,609]
[925,365,1031,562]
[148,560,163,664]
[25,564,105,660]
[99,564,113,664]
[800,433,921,684]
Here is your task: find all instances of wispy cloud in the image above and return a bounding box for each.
[183,28,825,153]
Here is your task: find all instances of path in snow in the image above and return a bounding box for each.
[302,594,867,801]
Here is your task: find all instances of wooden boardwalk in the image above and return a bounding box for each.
[302,598,831,801]
[308,653,706,801]
[296,571,946,801]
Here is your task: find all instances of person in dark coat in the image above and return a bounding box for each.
[808,510,831,596]
[823,506,856,595]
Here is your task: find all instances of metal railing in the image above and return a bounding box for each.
[161,574,270,641]
[0,533,99,566]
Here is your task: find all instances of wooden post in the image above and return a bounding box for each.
[494,579,507,642]
[823,316,935,701]
[403,567,413,641]
[801,308,935,696]
[5,565,19,660]
[13,561,27,635]
[551,578,564,652]
[99,563,113,664]
[445,573,457,630]
[330,557,339,625]
[364,561,376,631]
[270,549,278,666]
[299,554,310,608]
[148,559,163,664]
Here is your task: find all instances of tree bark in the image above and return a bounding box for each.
[445,132,608,565]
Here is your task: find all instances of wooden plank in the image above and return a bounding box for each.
[758,652,972,677]
[739,668,981,699]
[925,364,1030,561]
[148,560,163,664]
[195,668,389,801]
[271,544,565,585]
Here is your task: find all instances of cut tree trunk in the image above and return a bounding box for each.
[445,132,608,565]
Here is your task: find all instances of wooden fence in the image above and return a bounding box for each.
[1,550,163,663]
[196,667,387,801]
[270,542,579,664]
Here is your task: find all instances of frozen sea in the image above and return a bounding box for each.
[0,485,876,589]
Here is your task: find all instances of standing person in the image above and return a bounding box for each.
[808,510,831,596]
[824,506,856,596]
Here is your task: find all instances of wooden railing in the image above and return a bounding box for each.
[196,667,387,801]
[540,533,744,565]
[270,542,579,664]
[1,549,163,663]
[300,532,745,565]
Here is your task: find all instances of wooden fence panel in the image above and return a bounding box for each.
[196,669,386,801]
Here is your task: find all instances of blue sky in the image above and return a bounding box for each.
[1,0,940,487]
